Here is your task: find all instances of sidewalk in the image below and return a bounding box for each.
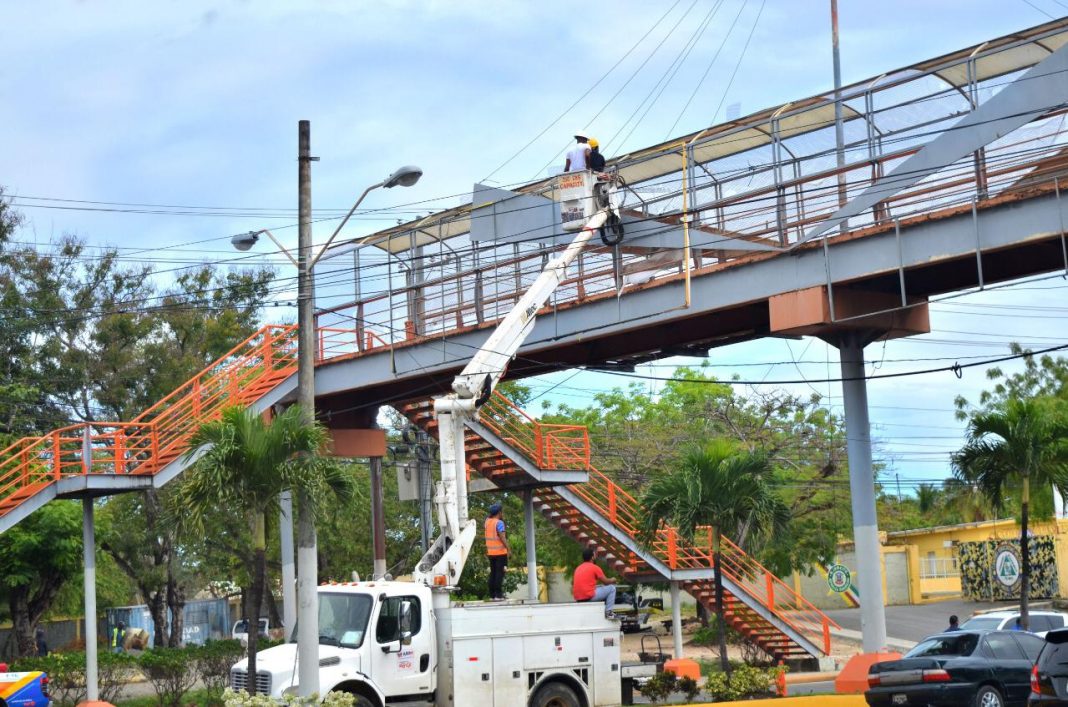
[830,626,915,652]
[691,697,865,707]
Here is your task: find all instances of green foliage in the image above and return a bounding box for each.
[139,647,199,707]
[543,366,849,574]
[639,439,789,547]
[0,501,84,655]
[690,618,742,648]
[195,640,247,706]
[223,688,356,707]
[12,650,136,706]
[703,663,781,701]
[676,675,700,702]
[637,671,676,702]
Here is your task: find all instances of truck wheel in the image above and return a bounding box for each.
[351,695,374,707]
[531,681,581,707]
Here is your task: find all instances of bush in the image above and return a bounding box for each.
[637,671,676,703]
[690,617,742,647]
[195,640,246,706]
[703,663,783,701]
[11,650,135,707]
[139,647,199,707]
[223,688,356,707]
[676,676,700,702]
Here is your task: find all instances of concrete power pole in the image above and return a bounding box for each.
[295,119,321,697]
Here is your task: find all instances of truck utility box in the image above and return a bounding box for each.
[437,601,622,707]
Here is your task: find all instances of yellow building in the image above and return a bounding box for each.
[792,518,1068,608]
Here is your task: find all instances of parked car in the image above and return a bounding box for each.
[232,618,270,646]
[866,629,1044,707]
[0,669,50,707]
[1028,627,1068,703]
[962,611,1068,637]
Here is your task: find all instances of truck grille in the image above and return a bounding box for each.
[229,668,271,694]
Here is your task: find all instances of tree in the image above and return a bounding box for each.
[952,396,1068,629]
[174,405,355,693]
[0,501,83,656]
[542,366,850,575]
[639,439,789,674]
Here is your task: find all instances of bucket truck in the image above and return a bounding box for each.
[231,172,656,707]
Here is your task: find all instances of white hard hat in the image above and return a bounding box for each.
[574,130,590,140]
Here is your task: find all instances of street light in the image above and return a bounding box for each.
[235,122,422,698]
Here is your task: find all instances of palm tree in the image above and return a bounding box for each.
[639,439,789,673]
[175,405,355,693]
[915,483,940,516]
[940,478,993,524]
[952,397,1068,629]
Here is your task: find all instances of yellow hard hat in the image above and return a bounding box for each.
[589,138,599,148]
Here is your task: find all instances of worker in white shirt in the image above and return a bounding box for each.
[564,131,591,172]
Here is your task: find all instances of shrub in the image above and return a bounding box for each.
[11,650,134,707]
[223,688,356,707]
[637,671,676,703]
[195,640,246,706]
[139,647,199,707]
[703,663,782,701]
[676,675,700,702]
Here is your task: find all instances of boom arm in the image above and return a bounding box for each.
[413,205,612,587]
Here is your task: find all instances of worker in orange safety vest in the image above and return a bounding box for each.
[484,503,511,601]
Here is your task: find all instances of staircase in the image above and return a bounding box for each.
[399,391,838,661]
[0,325,299,528]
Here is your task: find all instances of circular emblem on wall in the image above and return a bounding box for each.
[828,563,852,593]
[994,543,1022,589]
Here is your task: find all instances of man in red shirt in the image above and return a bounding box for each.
[572,547,618,618]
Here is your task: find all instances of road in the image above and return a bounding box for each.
[822,599,1021,643]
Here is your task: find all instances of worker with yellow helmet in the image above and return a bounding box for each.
[588,138,606,171]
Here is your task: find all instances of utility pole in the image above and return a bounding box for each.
[830,0,847,214]
[416,429,434,552]
[370,419,388,579]
[295,119,321,698]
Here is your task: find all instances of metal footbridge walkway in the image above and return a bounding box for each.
[4,17,1068,659]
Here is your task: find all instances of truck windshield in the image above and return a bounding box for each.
[292,593,372,649]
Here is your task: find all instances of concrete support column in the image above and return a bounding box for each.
[524,491,539,601]
[82,497,99,702]
[838,334,888,653]
[670,581,683,660]
[279,492,296,640]
[370,455,387,580]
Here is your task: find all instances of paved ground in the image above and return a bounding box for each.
[822,599,1021,644]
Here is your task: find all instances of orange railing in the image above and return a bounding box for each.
[478,392,590,470]
[0,325,299,511]
[477,389,837,654]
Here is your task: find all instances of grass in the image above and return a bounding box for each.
[114,689,216,707]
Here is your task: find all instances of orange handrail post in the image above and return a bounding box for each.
[533,425,543,468]
[192,379,202,418]
[150,424,160,471]
[765,572,775,610]
[52,431,62,480]
[115,429,126,474]
[822,617,831,654]
[263,328,273,367]
[607,485,617,525]
[318,328,325,361]
[667,529,678,570]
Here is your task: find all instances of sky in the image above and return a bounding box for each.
[3,0,1068,495]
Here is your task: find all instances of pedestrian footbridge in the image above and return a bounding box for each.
[5,18,1068,661]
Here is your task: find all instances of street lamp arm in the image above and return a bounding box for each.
[309,180,386,270]
[256,229,300,268]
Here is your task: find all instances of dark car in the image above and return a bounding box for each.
[1029,627,1068,703]
[866,629,1044,707]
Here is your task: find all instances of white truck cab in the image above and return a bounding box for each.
[231,581,629,707]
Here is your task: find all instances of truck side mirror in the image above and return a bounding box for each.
[399,600,413,646]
